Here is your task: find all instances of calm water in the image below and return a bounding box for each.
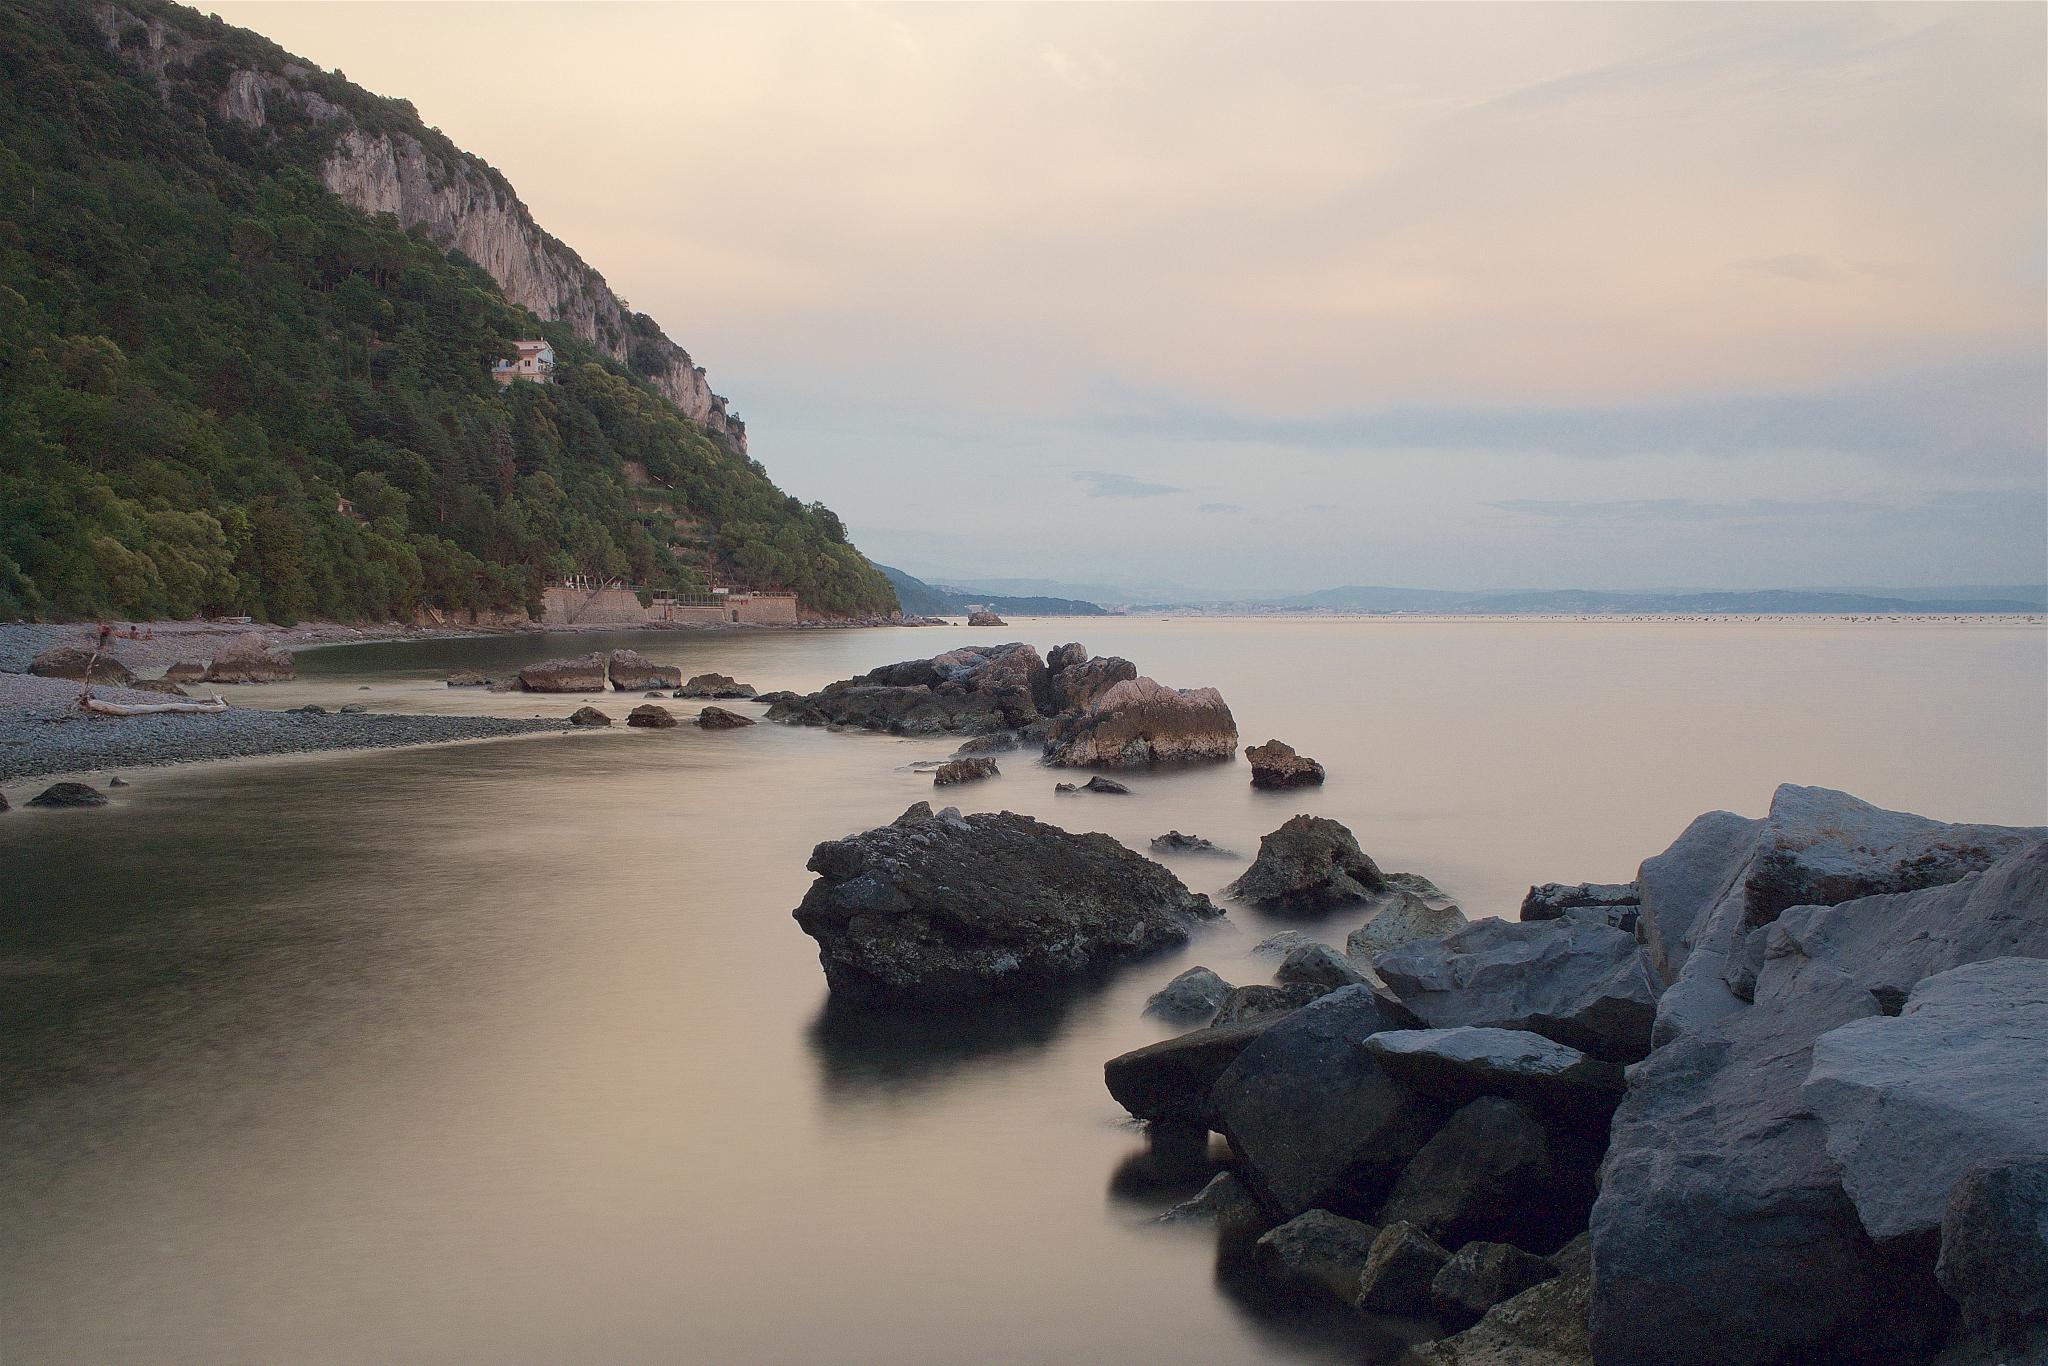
[3,618,2042,1364]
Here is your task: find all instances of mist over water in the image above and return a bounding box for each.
[3,618,2041,1363]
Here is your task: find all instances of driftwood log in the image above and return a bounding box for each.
[80,694,229,717]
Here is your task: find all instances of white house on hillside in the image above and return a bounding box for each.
[493,339,555,385]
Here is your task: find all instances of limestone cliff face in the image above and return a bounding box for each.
[95,5,746,452]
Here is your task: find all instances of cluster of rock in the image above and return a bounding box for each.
[30,640,294,687]
[1108,786,2045,1365]
[763,642,1238,768]
[789,802,1222,1002]
[514,649,683,693]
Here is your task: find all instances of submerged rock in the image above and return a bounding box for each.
[1054,775,1130,795]
[28,782,108,808]
[1042,677,1238,768]
[519,652,610,693]
[1143,966,1234,1024]
[1226,816,1388,914]
[1150,831,1236,857]
[794,803,1220,1002]
[1245,739,1325,789]
[932,757,999,786]
[696,706,755,729]
[626,704,678,728]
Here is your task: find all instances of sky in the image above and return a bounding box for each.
[210,2,2046,598]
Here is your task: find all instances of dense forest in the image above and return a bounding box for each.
[0,0,896,623]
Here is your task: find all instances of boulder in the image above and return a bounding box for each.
[1245,739,1325,789]
[519,652,610,692]
[1376,1097,1555,1249]
[568,706,611,726]
[1347,891,1469,958]
[675,672,757,699]
[107,776,128,787]
[1355,1220,1450,1315]
[27,782,107,808]
[1276,942,1377,993]
[1150,831,1236,857]
[337,703,366,714]
[1251,930,1325,959]
[1144,966,1234,1024]
[29,646,136,684]
[1937,1155,2048,1356]
[1407,1250,1593,1365]
[446,669,491,687]
[1361,1027,1626,1118]
[1374,919,1661,1064]
[1431,1242,1560,1330]
[1635,807,1766,986]
[1227,816,1388,914]
[794,803,1220,1002]
[626,704,678,728]
[1213,983,1326,1024]
[1210,985,1447,1217]
[1254,1210,1382,1303]
[1104,1017,1279,1124]
[1520,882,1639,933]
[607,649,682,690]
[966,610,1006,626]
[201,639,295,683]
[1157,1171,1265,1230]
[163,660,206,683]
[1050,655,1139,712]
[952,732,1020,757]
[1053,775,1131,795]
[697,706,755,729]
[1046,642,1089,673]
[932,757,999,786]
[1803,957,2048,1242]
[1042,677,1238,767]
[767,643,1048,736]
[1588,840,2048,1366]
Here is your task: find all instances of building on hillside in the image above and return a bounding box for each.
[492,340,555,385]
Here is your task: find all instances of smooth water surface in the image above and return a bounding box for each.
[3,617,2042,1363]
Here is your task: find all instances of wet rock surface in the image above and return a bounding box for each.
[1143,966,1234,1024]
[1042,677,1238,767]
[696,706,755,729]
[1245,738,1326,789]
[675,672,756,699]
[27,781,109,808]
[1253,1210,1381,1303]
[932,757,999,786]
[201,639,296,683]
[518,652,610,692]
[625,704,678,728]
[1226,816,1389,914]
[1150,831,1236,857]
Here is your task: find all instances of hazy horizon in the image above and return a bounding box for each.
[211,2,2047,597]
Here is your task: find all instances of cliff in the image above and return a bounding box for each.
[93,3,747,451]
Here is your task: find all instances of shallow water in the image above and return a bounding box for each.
[3,617,2042,1364]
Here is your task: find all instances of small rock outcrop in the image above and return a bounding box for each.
[1054,775,1130,795]
[965,610,1006,626]
[567,706,611,726]
[202,639,295,683]
[793,803,1220,1002]
[28,646,136,684]
[1042,677,1238,767]
[1245,739,1325,789]
[518,652,610,693]
[766,643,1048,736]
[696,706,754,730]
[1226,816,1388,915]
[1143,966,1234,1024]
[1253,1210,1382,1303]
[607,649,682,690]
[1049,655,1138,712]
[933,757,999,786]
[1150,831,1235,857]
[675,672,757,699]
[446,669,491,687]
[27,782,108,808]
[1347,891,1469,958]
[625,704,677,728]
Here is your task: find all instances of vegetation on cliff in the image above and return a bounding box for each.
[0,0,896,622]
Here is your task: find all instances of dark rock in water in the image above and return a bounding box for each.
[1938,1155,2048,1358]
[1144,966,1234,1024]
[1375,918,1660,1064]
[626,704,678,728]
[1213,983,1326,1024]
[29,646,136,684]
[1377,1096,1554,1249]
[1245,739,1325,789]
[1275,942,1375,993]
[1211,985,1447,1218]
[767,643,1049,736]
[338,703,366,714]
[1151,831,1236,857]
[951,731,1019,757]
[607,649,682,690]
[28,782,108,808]
[446,669,491,687]
[1157,1171,1265,1231]
[1347,891,1469,958]
[1355,1220,1450,1315]
[1361,1027,1626,1117]
[568,706,611,727]
[1254,1210,1382,1303]
[203,639,295,683]
[106,776,129,788]
[1408,1245,1593,1365]
[933,757,999,786]
[287,704,329,716]
[1521,881,1639,932]
[795,803,1220,1003]
[643,691,665,699]
[1043,676,1237,767]
[1432,1242,1560,1330]
[1803,957,2048,1243]
[1053,775,1130,795]
[696,706,755,730]
[1226,816,1388,915]
[676,672,757,699]
[966,610,1006,627]
[1105,1016,1279,1124]
[1050,655,1139,712]
[519,652,610,693]
[1589,838,2048,1366]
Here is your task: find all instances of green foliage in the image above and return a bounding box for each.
[0,0,896,623]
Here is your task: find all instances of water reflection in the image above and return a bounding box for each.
[805,986,1094,1103]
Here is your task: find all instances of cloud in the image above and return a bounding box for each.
[1198,501,1247,514]
[1073,470,1185,498]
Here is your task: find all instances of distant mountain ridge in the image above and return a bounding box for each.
[878,566,1108,617]
[1238,585,2048,614]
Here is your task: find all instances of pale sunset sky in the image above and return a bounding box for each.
[208,2,2046,597]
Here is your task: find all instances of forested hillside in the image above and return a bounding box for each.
[0,0,896,622]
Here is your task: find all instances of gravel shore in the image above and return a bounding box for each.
[0,674,568,785]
